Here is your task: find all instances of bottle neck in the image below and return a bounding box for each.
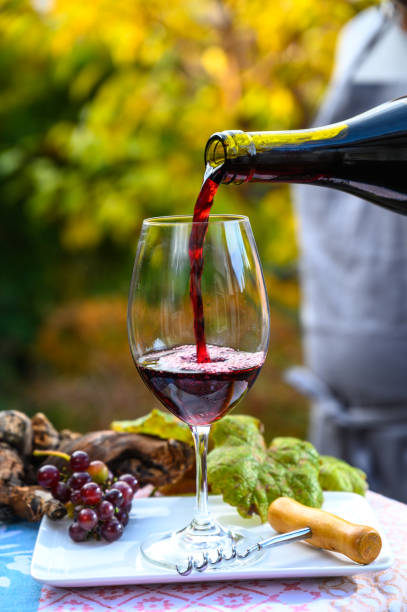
[204,124,349,185]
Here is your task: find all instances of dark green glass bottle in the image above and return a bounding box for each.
[204,97,407,215]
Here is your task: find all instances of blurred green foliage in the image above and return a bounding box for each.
[0,0,377,430]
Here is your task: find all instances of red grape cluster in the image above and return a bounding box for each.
[37,450,139,543]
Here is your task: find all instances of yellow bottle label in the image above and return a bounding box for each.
[251,123,348,149]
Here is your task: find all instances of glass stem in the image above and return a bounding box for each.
[190,425,213,530]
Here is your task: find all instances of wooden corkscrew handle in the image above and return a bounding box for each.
[268,497,382,564]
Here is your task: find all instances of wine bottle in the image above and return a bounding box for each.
[204,96,407,215]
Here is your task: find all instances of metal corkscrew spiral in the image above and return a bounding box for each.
[175,527,312,576]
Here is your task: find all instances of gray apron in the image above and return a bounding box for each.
[291,10,407,501]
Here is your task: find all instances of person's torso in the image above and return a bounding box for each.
[294,8,407,404]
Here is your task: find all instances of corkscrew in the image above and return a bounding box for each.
[175,527,312,575]
[176,496,383,576]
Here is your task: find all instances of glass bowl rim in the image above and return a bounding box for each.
[143,214,249,226]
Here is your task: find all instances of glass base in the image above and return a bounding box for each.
[140,517,264,572]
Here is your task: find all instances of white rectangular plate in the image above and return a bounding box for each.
[31,492,393,586]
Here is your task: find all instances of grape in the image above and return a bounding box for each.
[70,489,82,505]
[78,508,98,531]
[70,450,90,472]
[81,482,103,506]
[97,500,114,521]
[118,474,139,493]
[104,488,124,508]
[87,460,109,484]
[121,501,133,513]
[116,508,129,527]
[113,481,133,506]
[100,517,124,542]
[37,465,60,489]
[53,453,136,545]
[68,472,92,490]
[52,481,71,503]
[69,522,88,542]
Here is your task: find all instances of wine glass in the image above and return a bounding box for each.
[127,215,269,570]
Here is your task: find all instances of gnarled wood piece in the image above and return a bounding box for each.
[42,431,194,488]
[5,485,67,522]
[0,410,32,455]
[159,464,196,495]
[59,429,81,443]
[0,442,24,487]
[31,412,59,451]
[110,456,165,486]
[0,503,16,522]
[0,409,194,521]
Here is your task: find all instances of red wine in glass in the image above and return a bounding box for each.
[137,344,264,426]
